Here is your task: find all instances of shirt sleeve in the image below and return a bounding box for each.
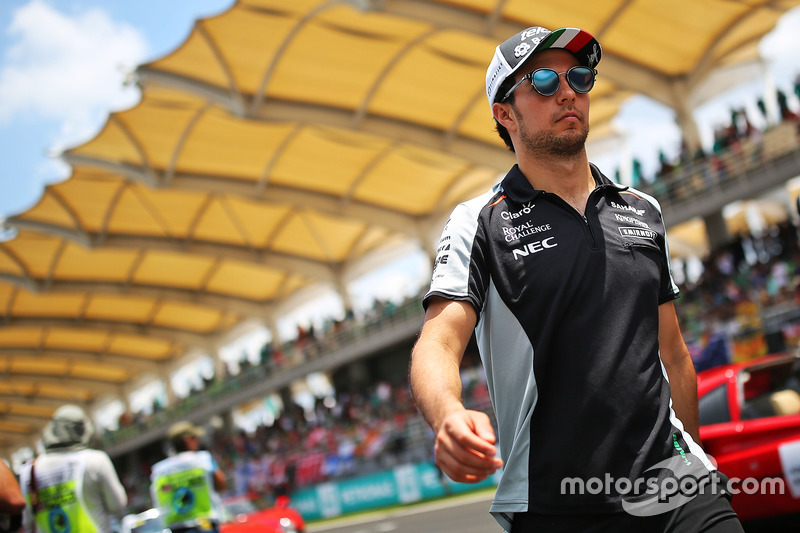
[92,451,128,516]
[424,198,491,315]
[18,464,33,533]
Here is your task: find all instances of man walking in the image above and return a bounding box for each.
[410,26,743,532]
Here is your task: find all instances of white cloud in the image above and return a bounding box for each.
[0,0,148,141]
[761,7,800,81]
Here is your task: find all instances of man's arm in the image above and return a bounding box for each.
[96,452,128,516]
[658,301,701,444]
[0,460,24,514]
[213,467,227,491]
[409,297,502,483]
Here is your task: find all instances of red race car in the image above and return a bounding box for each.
[121,494,304,533]
[221,493,305,533]
[697,351,800,522]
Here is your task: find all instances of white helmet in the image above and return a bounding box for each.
[42,405,95,450]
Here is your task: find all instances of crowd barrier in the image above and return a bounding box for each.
[288,461,500,522]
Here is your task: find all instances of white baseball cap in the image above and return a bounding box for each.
[485,26,602,109]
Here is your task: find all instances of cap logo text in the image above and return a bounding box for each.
[514,42,531,58]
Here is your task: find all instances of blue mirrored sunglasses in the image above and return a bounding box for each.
[501,66,597,101]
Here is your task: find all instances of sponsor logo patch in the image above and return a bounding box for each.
[611,201,645,216]
[619,227,657,241]
[511,236,558,260]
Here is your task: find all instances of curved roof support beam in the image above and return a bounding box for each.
[59,154,154,190]
[353,27,440,127]
[250,0,341,115]
[185,194,216,245]
[0,375,123,396]
[0,274,37,294]
[0,276,290,320]
[107,115,159,187]
[0,225,338,284]
[594,0,635,39]
[0,319,214,350]
[124,249,148,289]
[372,0,501,36]
[690,10,762,87]
[430,164,479,216]
[446,89,484,149]
[8,210,91,247]
[165,104,214,186]
[3,289,18,325]
[0,349,163,374]
[485,0,510,35]
[179,176,423,237]
[342,223,376,261]
[0,413,54,424]
[300,215,335,263]
[342,140,401,203]
[198,257,224,294]
[43,240,69,291]
[46,189,87,237]
[37,279,279,318]
[195,21,246,116]
[129,186,180,241]
[255,123,304,195]
[143,299,165,328]
[136,60,235,104]
[255,100,517,168]
[0,245,37,293]
[596,55,674,108]
[218,197,256,250]
[97,181,130,247]
[0,395,88,409]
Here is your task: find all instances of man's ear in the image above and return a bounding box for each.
[492,101,517,132]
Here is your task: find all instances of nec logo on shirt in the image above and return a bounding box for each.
[511,237,558,260]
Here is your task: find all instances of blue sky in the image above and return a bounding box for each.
[0,0,235,219]
[1,1,799,220]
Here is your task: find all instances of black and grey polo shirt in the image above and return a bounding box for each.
[424,164,713,527]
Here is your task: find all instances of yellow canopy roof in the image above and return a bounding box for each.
[2,0,796,453]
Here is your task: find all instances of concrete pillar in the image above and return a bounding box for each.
[159,368,177,408]
[220,410,235,434]
[334,275,354,317]
[116,384,132,416]
[674,100,703,154]
[704,210,730,252]
[212,346,227,380]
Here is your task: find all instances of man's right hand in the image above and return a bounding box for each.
[434,408,503,483]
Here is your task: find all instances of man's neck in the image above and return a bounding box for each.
[517,151,595,212]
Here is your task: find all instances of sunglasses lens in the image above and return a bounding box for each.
[568,67,594,93]
[532,69,560,96]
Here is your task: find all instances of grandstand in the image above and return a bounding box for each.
[3,0,800,521]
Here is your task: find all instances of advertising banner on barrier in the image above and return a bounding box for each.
[291,462,500,521]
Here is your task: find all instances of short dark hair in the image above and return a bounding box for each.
[171,433,192,453]
[493,76,518,152]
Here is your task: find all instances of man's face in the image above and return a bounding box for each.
[185,433,200,450]
[507,49,590,157]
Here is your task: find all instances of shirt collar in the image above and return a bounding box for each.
[501,163,626,204]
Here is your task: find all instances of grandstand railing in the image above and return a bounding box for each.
[650,121,800,228]
[103,120,800,458]
[103,295,426,457]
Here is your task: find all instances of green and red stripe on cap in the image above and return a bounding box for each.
[539,28,600,67]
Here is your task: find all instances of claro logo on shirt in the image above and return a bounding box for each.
[501,202,535,220]
[511,237,558,259]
